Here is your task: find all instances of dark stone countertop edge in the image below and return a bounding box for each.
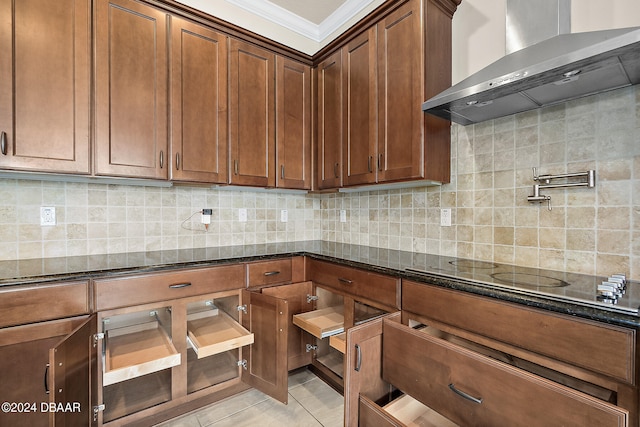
[1,244,637,328]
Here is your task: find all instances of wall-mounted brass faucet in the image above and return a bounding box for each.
[527,167,596,210]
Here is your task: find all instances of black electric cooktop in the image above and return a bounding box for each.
[406,256,640,316]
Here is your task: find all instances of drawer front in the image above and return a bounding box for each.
[308,259,399,309]
[382,320,628,427]
[402,281,636,384]
[95,265,245,311]
[246,258,292,287]
[0,281,89,328]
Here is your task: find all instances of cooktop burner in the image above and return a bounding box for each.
[405,255,640,316]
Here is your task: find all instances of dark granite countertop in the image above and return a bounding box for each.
[1,240,638,328]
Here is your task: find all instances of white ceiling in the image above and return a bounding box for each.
[267,0,350,25]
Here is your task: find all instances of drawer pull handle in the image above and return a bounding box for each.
[44,364,50,394]
[355,344,361,372]
[338,277,353,285]
[169,282,192,289]
[449,383,483,404]
[264,271,281,276]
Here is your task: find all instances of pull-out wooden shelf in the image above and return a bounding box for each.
[292,306,344,339]
[329,332,346,353]
[187,311,254,359]
[382,394,459,427]
[104,321,181,386]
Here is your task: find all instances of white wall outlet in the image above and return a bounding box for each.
[238,208,247,223]
[340,209,347,223]
[40,206,56,226]
[280,209,288,223]
[440,208,452,227]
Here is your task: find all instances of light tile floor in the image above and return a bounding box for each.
[155,370,344,427]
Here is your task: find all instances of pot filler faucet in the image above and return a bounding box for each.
[527,167,595,210]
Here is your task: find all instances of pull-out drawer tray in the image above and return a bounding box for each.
[382,320,628,427]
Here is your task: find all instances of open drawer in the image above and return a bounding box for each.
[103,309,180,386]
[360,394,460,427]
[381,320,629,427]
[293,306,344,339]
[186,300,254,359]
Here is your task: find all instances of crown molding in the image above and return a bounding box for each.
[225,0,376,43]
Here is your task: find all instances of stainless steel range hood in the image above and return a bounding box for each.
[422,0,640,125]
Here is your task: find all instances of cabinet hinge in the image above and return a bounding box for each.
[306,294,318,304]
[237,305,247,314]
[306,344,318,353]
[93,333,105,347]
[237,359,248,370]
[93,404,105,422]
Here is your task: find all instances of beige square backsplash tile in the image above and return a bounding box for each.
[0,86,638,279]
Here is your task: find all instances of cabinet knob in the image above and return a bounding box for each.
[0,131,7,155]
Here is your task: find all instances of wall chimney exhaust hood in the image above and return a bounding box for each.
[422,0,640,125]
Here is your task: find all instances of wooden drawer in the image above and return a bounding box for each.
[246,258,292,287]
[402,281,636,384]
[308,259,399,309]
[0,281,89,328]
[382,320,629,427]
[94,265,245,311]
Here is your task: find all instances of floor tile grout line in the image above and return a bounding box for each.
[287,390,328,427]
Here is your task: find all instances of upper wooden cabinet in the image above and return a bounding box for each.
[343,27,378,187]
[316,50,343,190]
[170,17,228,184]
[317,0,456,190]
[276,57,312,190]
[0,0,90,174]
[229,39,276,187]
[94,0,169,179]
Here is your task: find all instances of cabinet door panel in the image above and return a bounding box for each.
[316,51,343,189]
[49,314,97,427]
[0,0,90,174]
[276,57,311,189]
[95,0,168,179]
[343,28,377,186]
[377,0,423,182]
[229,40,275,187]
[171,18,228,184]
[241,290,288,403]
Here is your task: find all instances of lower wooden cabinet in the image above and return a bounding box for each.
[345,316,631,427]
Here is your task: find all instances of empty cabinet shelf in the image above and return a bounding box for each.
[292,306,344,339]
[103,321,181,386]
[187,311,254,359]
[383,394,459,427]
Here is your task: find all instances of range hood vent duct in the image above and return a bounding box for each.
[422,0,640,125]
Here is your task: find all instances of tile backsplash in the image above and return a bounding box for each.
[0,86,638,279]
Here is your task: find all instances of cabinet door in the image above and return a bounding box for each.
[241,290,288,403]
[0,317,87,427]
[262,281,315,371]
[275,57,311,190]
[343,27,377,187]
[94,0,168,179]
[49,315,98,427]
[316,50,343,190]
[0,0,90,174]
[344,313,399,427]
[170,18,228,184]
[229,40,275,187]
[377,0,423,182]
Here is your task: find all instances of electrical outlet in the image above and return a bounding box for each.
[340,209,347,223]
[440,208,452,227]
[40,207,56,226]
[280,209,288,223]
[238,208,247,223]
